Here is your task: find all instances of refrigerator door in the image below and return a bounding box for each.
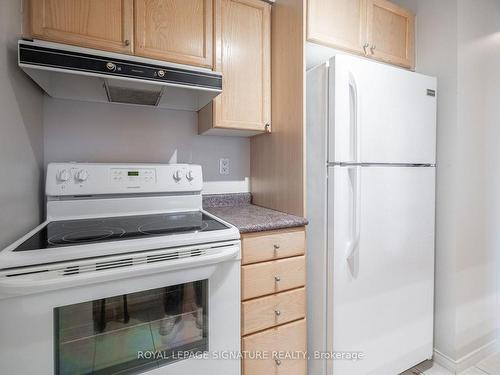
[329,54,437,164]
[327,165,435,375]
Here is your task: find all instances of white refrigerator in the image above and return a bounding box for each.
[307,54,437,375]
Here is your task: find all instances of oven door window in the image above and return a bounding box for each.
[55,280,208,375]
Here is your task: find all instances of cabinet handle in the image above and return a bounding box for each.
[362,43,369,54]
[274,275,281,282]
[370,45,376,54]
[275,359,282,366]
[124,40,130,46]
[265,123,271,133]
[274,309,281,316]
[273,244,280,250]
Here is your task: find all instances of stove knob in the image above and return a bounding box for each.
[173,170,183,182]
[57,169,70,182]
[76,169,89,182]
[157,69,166,78]
[186,170,195,181]
[106,62,117,71]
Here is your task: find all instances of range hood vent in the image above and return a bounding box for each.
[18,40,222,111]
[104,79,163,106]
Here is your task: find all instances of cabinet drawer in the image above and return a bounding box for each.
[241,256,305,300]
[242,319,307,375]
[241,228,306,265]
[242,288,305,336]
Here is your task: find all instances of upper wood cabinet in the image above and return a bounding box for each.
[198,0,271,135]
[29,0,134,54]
[307,0,415,69]
[307,0,367,55]
[134,0,213,68]
[366,0,415,69]
[26,0,273,136]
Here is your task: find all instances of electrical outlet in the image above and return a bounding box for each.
[219,158,230,175]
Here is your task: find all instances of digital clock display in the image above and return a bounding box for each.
[128,171,139,176]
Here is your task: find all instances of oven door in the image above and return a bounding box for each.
[0,243,240,375]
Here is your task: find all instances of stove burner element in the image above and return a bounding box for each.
[48,227,125,246]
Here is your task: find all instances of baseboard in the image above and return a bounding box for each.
[433,350,458,373]
[433,339,500,373]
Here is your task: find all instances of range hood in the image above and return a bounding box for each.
[18,40,222,111]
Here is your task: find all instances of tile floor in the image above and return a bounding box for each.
[403,352,500,375]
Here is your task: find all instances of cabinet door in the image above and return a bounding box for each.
[30,0,134,54]
[134,0,213,68]
[213,0,271,132]
[307,0,367,55]
[366,0,415,69]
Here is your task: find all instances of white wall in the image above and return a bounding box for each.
[410,0,461,362]
[0,1,44,249]
[455,0,500,361]
[43,98,250,193]
[409,0,500,370]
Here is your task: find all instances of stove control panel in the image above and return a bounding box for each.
[46,163,203,196]
[110,168,156,184]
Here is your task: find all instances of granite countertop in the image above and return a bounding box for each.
[203,193,308,233]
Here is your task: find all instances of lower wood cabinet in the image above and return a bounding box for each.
[242,319,307,375]
[240,227,307,375]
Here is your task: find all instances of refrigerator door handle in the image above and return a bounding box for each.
[346,166,361,272]
[348,72,360,163]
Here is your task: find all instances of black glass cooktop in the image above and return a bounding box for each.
[14,211,229,252]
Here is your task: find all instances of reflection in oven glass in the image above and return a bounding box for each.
[55,280,208,375]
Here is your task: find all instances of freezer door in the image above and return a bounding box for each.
[329,55,437,164]
[327,166,435,375]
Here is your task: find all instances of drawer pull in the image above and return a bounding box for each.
[275,275,281,282]
[274,309,281,316]
[273,244,280,250]
[275,359,282,366]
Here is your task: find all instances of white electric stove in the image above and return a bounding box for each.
[0,163,241,375]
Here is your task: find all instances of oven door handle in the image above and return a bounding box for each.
[0,245,240,296]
